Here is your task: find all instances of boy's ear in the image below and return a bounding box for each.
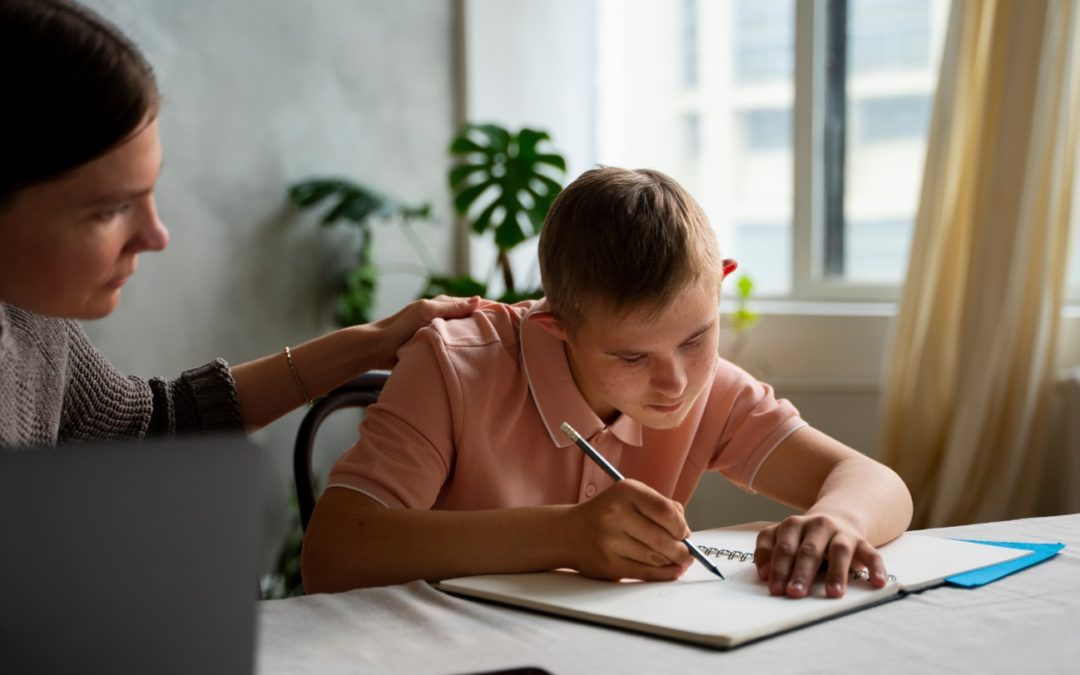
[528,311,571,342]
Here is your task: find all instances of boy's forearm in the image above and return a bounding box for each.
[753,427,914,546]
[807,455,913,546]
[302,488,574,593]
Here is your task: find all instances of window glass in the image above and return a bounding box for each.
[841,0,947,284]
[597,0,795,296]
[596,0,946,296]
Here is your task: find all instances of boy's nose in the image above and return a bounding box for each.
[650,358,688,397]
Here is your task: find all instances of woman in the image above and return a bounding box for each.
[0,0,476,447]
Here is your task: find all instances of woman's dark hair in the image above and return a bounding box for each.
[0,0,160,208]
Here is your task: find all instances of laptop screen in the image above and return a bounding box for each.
[0,436,262,674]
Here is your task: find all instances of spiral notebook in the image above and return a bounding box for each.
[435,522,1033,649]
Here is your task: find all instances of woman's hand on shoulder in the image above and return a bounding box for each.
[754,514,888,599]
[360,295,481,370]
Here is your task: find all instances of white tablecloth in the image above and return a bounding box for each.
[257,514,1080,675]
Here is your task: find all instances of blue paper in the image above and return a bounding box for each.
[944,540,1065,588]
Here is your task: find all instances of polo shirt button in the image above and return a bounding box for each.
[585,484,597,498]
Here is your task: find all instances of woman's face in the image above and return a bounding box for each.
[0,119,169,319]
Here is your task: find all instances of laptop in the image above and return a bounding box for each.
[0,436,262,674]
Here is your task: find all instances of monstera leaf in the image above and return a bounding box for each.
[419,275,488,300]
[448,124,566,252]
[288,178,430,227]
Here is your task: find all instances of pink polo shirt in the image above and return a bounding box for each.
[327,300,806,509]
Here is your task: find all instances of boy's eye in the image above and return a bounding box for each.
[681,334,706,349]
[619,355,646,365]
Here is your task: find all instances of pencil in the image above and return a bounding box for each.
[559,422,725,580]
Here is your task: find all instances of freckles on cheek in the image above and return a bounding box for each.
[591,364,630,397]
[688,351,718,389]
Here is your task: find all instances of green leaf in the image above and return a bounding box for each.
[737,274,754,299]
[420,275,488,298]
[401,203,431,220]
[497,287,545,304]
[516,128,551,155]
[494,210,529,250]
[730,308,759,332]
[288,179,343,207]
[448,163,489,190]
[529,173,564,196]
[287,177,430,229]
[447,123,567,254]
[453,179,496,216]
[471,199,501,235]
[336,262,378,326]
[729,274,759,333]
[471,124,512,149]
[533,153,568,171]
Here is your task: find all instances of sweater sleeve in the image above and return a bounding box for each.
[59,320,244,442]
[145,359,244,436]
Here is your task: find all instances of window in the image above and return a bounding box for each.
[837,0,946,288]
[856,96,932,142]
[596,0,949,298]
[733,0,794,83]
[679,0,700,88]
[848,0,932,73]
[742,108,792,150]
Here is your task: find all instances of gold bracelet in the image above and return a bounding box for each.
[283,345,313,406]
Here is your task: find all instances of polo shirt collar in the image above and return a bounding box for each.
[520,299,643,448]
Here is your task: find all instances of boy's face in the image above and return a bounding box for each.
[537,279,721,430]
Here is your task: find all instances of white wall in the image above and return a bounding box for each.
[463,0,598,293]
[81,0,458,571]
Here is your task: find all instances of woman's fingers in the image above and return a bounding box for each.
[366,296,481,369]
[421,295,482,320]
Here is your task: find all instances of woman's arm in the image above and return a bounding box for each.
[230,296,478,430]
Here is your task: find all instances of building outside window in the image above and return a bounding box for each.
[596,0,950,298]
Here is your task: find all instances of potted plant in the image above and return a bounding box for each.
[287,179,432,326]
[424,123,567,302]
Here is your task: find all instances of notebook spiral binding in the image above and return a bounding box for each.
[698,546,754,562]
[698,545,897,582]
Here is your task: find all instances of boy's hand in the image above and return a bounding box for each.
[754,514,888,599]
[565,479,693,582]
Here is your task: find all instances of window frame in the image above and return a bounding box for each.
[792,0,907,302]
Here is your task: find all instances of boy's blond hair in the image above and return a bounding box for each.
[538,167,721,333]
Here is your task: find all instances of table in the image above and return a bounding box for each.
[257,514,1080,674]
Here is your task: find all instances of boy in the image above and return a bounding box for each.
[303,167,913,599]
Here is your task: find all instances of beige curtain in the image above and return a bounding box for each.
[878,0,1080,528]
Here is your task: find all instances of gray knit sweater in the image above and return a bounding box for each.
[0,302,244,448]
